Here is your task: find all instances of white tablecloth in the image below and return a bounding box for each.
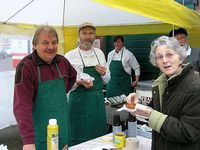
[69,133,151,150]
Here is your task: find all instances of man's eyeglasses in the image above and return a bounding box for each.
[155,53,175,61]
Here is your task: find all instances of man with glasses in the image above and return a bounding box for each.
[169,28,200,75]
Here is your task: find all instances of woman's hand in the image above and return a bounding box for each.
[133,106,153,118]
[126,93,153,118]
[126,93,139,104]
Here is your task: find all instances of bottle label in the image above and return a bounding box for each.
[112,125,122,142]
[128,122,137,137]
[51,134,58,150]
[114,132,126,148]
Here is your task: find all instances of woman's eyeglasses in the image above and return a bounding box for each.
[155,53,175,61]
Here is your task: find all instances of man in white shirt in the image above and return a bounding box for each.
[169,28,200,75]
[65,22,110,146]
[106,35,140,98]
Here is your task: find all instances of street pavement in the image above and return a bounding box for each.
[0,125,22,150]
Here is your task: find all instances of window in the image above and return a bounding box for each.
[0,35,32,71]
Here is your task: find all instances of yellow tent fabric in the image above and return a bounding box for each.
[93,0,200,28]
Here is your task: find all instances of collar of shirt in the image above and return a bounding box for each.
[79,47,95,57]
[186,46,191,56]
[113,47,123,58]
[115,47,124,53]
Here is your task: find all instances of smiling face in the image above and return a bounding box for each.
[114,38,124,51]
[79,27,96,50]
[155,45,182,77]
[175,33,187,46]
[33,31,58,64]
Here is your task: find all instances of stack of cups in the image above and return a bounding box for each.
[124,137,139,150]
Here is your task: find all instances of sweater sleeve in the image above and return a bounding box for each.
[148,110,168,133]
[13,61,35,144]
[65,60,77,92]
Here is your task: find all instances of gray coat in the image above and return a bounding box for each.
[151,64,200,150]
[183,47,200,72]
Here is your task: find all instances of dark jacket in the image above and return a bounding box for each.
[184,47,200,72]
[151,64,200,150]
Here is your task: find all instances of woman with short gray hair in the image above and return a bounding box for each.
[126,36,200,150]
[149,36,187,67]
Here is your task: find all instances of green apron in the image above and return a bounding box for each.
[33,64,70,150]
[69,49,107,146]
[106,49,132,97]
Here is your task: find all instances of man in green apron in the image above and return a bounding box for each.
[106,35,140,98]
[65,23,110,146]
[14,26,77,150]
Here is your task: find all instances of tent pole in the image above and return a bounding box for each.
[4,0,34,24]
[172,25,175,37]
[62,0,66,29]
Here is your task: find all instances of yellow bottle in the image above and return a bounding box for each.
[47,119,59,150]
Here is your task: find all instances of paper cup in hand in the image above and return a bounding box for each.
[80,73,95,81]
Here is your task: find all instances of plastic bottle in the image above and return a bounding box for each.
[47,119,59,150]
[127,113,137,137]
[112,114,122,142]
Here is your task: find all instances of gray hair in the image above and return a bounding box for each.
[149,36,187,67]
[32,25,58,46]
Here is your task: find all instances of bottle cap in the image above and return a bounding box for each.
[113,114,121,126]
[128,113,136,122]
[49,119,57,125]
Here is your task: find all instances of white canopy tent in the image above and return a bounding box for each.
[0,0,199,131]
[0,0,160,130]
[0,0,158,26]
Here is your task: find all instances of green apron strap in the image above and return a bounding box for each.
[78,47,101,67]
[37,66,41,83]
[93,49,101,65]
[37,63,62,83]
[121,47,124,60]
[111,47,124,61]
[55,63,62,77]
[78,48,86,67]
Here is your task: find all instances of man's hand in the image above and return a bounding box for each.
[77,79,93,89]
[132,81,138,87]
[62,144,68,150]
[23,144,36,150]
[95,64,106,76]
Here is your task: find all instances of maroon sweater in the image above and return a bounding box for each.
[13,50,77,144]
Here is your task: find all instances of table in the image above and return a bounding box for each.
[68,133,151,150]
